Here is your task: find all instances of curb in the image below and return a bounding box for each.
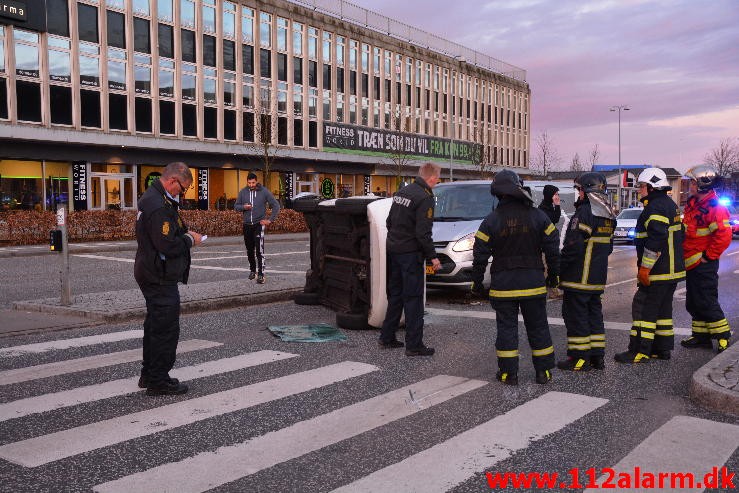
[689,343,739,417]
[12,288,303,323]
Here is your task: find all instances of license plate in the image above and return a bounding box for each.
[615,230,626,237]
[425,265,435,274]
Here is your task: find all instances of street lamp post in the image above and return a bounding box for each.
[610,105,630,209]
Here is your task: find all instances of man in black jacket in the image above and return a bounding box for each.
[538,184,561,225]
[379,162,441,356]
[135,162,203,395]
[557,172,615,371]
[472,170,560,385]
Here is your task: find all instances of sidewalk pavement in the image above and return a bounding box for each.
[1,232,737,418]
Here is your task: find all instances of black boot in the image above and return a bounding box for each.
[556,357,591,371]
[680,336,712,349]
[496,370,518,386]
[650,351,671,360]
[535,369,552,384]
[717,338,731,353]
[614,351,650,364]
[590,355,605,370]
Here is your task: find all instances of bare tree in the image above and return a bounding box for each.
[587,143,600,170]
[570,152,586,172]
[703,137,739,176]
[385,111,414,189]
[248,86,280,191]
[471,126,493,179]
[530,131,561,177]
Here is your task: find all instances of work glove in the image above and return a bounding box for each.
[471,281,487,298]
[546,274,559,288]
[637,266,651,286]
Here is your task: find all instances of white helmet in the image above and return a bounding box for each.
[637,167,670,190]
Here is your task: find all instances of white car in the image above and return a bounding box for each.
[614,208,643,243]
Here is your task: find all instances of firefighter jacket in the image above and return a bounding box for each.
[472,197,560,299]
[560,199,614,293]
[386,177,437,261]
[134,179,193,286]
[682,190,732,270]
[634,190,685,284]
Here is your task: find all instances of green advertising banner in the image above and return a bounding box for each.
[322,122,482,164]
[320,178,335,198]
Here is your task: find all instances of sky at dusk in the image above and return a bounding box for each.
[350,0,739,172]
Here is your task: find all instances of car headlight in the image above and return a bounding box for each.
[628,229,636,238]
[452,233,476,252]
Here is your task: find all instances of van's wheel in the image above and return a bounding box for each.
[294,291,321,305]
[336,311,370,330]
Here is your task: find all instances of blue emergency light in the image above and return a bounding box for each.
[718,196,731,206]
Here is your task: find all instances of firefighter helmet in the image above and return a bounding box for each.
[637,168,670,190]
[686,165,722,191]
[490,170,532,202]
[577,172,608,194]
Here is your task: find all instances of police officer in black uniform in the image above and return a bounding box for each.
[135,162,203,395]
[379,162,441,356]
[557,172,615,371]
[471,170,560,385]
[614,168,685,363]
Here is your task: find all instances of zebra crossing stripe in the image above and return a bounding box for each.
[93,374,488,493]
[0,350,298,422]
[585,416,739,492]
[0,339,222,386]
[331,391,608,493]
[0,361,378,467]
[0,330,143,357]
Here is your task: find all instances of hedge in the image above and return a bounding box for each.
[0,209,307,246]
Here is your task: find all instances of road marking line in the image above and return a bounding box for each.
[93,374,487,493]
[0,350,298,422]
[426,308,691,335]
[72,254,134,262]
[585,416,739,492]
[72,254,305,274]
[192,251,308,261]
[332,391,608,493]
[727,250,739,256]
[0,361,377,467]
[0,339,221,386]
[0,330,143,358]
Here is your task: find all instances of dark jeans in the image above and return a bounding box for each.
[562,290,605,358]
[686,260,729,339]
[380,251,425,350]
[243,223,265,274]
[491,297,554,373]
[139,283,181,385]
[628,283,676,354]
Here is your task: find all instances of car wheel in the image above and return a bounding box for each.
[336,311,370,330]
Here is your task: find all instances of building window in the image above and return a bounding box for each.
[47,0,70,37]
[181,29,195,63]
[14,29,39,78]
[107,11,125,48]
[293,57,302,84]
[202,0,216,34]
[158,59,175,98]
[223,1,236,38]
[259,12,271,48]
[80,89,101,128]
[293,119,303,146]
[293,85,303,115]
[135,97,152,132]
[243,44,254,74]
[158,24,174,58]
[243,111,254,141]
[134,54,151,94]
[223,72,235,106]
[260,48,271,78]
[180,0,194,28]
[78,3,99,43]
[322,90,330,120]
[203,67,217,104]
[322,32,331,63]
[51,85,73,126]
[49,37,71,83]
[224,108,236,140]
[133,0,149,16]
[181,62,197,101]
[203,35,216,67]
[160,100,175,134]
[277,17,287,52]
[242,7,254,43]
[277,53,287,81]
[361,44,369,73]
[277,81,287,113]
[293,22,303,57]
[373,47,380,75]
[107,47,127,91]
[349,40,358,70]
[79,43,100,87]
[308,27,317,60]
[16,80,41,122]
[336,36,344,66]
[204,106,217,138]
[182,102,197,136]
[242,75,254,108]
[157,0,173,23]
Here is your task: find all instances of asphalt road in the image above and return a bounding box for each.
[1,238,738,492]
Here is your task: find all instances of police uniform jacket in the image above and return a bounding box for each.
[682,189,732,270]
[386,177,437,261]
[635,190,685,284]
[560,199,614,293]
[472,197,560,299]
[134,179,193,286]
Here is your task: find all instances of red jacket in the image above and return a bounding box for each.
[682,190,732,270]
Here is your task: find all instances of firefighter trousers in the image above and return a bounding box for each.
[490,297,555,373]
[562,290,605,359]
[628,283,676,355]
[686,260,731,340]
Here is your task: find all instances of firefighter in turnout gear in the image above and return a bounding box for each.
[557,172,615,372]
[472,170,560,385]
[615,168,685,364]
[680,165,733,352]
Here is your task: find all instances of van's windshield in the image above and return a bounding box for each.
[434,184,497,221]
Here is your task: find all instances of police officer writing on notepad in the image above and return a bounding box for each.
[134,162,203,396]
[379,162,442,356]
